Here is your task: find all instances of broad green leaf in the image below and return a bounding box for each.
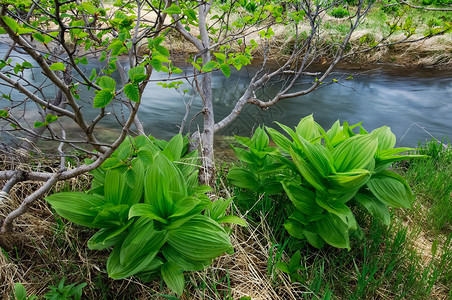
[128,66,145,82]
[216,215,247,226]
[163,4,182,14]
[214,53,227,61]
[49,62,65,71]
[1,16,19,32]
[170,196,200,218]
[33,121,46,128]
[166,215,232,262]
[297,135,335,177]
[93,204,129,227]
[87,220,132,250]
[220,63,231,78]
[251,127,269,151]
[97,76,116,90]
[230,146,255,164]
[288,251,302,272]
[284,218,306,240]
[155,45,170,57]
[296,114,320,141]
[366,170,412,208]
[119,218,167,266]
[145,154,187,218]
[282,181,323,216]
[227,168,259,190]
[162,134,183,161]
[206,197,231,220]
[332,135,378,172]
[354,192,390,225]
[161,261,184,296]
[371,126,396,151]
[375,154,427,167]
[14,283,27,300]
[327,169,371,192]
[81,2,97,14]
[266,127,292,153]
[45,192,106,228]
[93,89,114,108]
[290,147,325,192]
[201,61,217,72]
[107,241,159,279]
[104,169,124,205]
[22,61,33,68]
[162,244,211,271]
[124,83,140,102]
[315,195,356,230]
[128,204,168,224]
[314,213,350,249]
[302,226,325,249]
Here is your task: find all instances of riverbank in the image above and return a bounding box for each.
[160,2,452,70]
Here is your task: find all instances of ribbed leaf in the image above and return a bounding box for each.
[119,218,167,266]
[332,135,378,172]
[315,213,350,249]
[104,169,124,205]
[297,135,335,177]
[166,215,231,262]
[227,167,259,190]
[128,204,168,223]
[251,127,269,151]
[282,181,323,216]
[266,127,292,153]
[145,154,187,218]
[97,76,116,90]
[161,261,185,296]
[162,245,211,271]
[354,192,390,225]
[290,147,325,192]
[296,114,320,141]
[371,126,396,151]
[107,241,159,279]
[87,220,132,250]
[45,192,105,228]
[327,169,371,192]
[366,170,412,208]
[162,134,183,161]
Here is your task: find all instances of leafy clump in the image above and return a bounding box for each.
[330,7,350,18]
[46,134,245,296]
[228,115,425,250]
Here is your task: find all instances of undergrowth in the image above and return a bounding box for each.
[1,139,452,299]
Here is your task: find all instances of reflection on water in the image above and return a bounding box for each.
[1,42,451,147]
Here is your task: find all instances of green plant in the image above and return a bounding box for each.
[230,115,425,250]
[227,127,284,210]
[276,250,305,282]
[330,7,350,18]
[43,278,86,300]
[46,134,246,296]
[14,283,38,300]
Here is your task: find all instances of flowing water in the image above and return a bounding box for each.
[1,42,451,147]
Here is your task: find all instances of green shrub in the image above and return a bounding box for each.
[228,115,425,250]
[330,7,350,18]
[46,134,245,296]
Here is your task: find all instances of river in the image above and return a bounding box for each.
[1,42,451,148]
